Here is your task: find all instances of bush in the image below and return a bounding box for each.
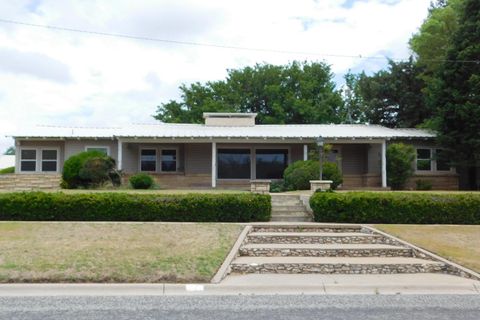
[0,192,271,222]
[387,143,415,190]
[269,181,286,193]
[62,151,120,189]
[283,160,342,190]
[129,173,154,189]
[415,179,433,191]
[310,192,480,224]
[0,166,14,175]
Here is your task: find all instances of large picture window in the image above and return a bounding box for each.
[161,149,177,172]
[255,149,288,179]
[217,149,251,179]
[20,149,37,172]
[41,149,58,172]
[140,149,157,172]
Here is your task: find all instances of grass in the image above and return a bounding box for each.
[0,222,243,283]
[376,225,480,273]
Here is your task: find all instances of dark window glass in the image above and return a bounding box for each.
[42,150,57,160]
[42,161,57,172]
[416,149,431,171]
[436,149,450,171]
[21,161,36,171]
[218,149,251,179]
[161,150,177,172]
[256,149,288,179]
[141,149,156,171]
[21,149,36,160]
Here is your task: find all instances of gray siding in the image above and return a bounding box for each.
[64,140,118,161]
[367,144,382,174]
[122,143,184,174]
[185,143,211,175]
[341,144,367,174]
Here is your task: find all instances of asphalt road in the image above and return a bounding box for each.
[0,295,479,320]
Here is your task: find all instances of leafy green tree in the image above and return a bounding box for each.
[386,143,416,190]
[431,0,480,189]
[154,61,343,124]
[409,0,463,74]
[357,59,431,128]
[3,146,15,155]
[339,72,367,123]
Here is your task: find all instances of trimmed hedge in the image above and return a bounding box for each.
[310,192,480,224]
[0,192,271,222]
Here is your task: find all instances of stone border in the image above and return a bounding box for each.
[365,226,480,281]
[211,225,252,284]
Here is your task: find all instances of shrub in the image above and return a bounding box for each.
[310,192,480,224]
[415,179,433,191]
[129,173,154,189]
[269,181,286,193]
[62,151,120,189]
[0,166,14,175]
[0,192,271,222]
[386,143,415,190]
[283,160,342,190]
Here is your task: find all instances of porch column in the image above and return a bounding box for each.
[381,140,387,188]
[303,144,308,161]
[117,139,123,170]
[211,142,217,188]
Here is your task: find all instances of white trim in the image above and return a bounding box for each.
[415,147,454,173]
[303,144,308,161]
[84,145,111,156]
[160,147,179,173]
[117,140,123,170]
[211,142,216,188]
[381,140,387,188]
[18,147,60,173]
[139,148,157,172]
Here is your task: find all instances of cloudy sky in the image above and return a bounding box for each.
[0,0,431,153]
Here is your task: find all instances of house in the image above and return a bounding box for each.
[6,113,459,190]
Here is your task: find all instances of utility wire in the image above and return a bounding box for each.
[1,18,479,64]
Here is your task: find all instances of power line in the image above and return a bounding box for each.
[1,18,479,64]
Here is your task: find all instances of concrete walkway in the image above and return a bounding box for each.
[0,274,478,296]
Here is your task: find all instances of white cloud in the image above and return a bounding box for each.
[0,0,431,152]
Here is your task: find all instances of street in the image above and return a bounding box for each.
[0,294,479,320]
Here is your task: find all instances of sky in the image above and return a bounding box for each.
[0,0,431,153]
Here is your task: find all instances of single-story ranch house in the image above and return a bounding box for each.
[5,113,459,190]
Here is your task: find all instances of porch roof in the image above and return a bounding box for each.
[9,123,436,140]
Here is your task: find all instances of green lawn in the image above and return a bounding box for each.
[0,222,243,283]
[376,225,480,273]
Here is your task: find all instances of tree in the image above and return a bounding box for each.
[386,143,416,190]
[3,146,15,155]
[357,59,431,128]
[409,0,463,74]
[154,61,344,124]
[339,72,367,123]
[431,0,480,189]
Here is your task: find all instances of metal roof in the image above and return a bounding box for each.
[9,123,436,140]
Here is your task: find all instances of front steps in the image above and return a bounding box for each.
[270,194,312,222]
[229,224,460,276]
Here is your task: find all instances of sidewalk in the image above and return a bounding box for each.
[0,273,479,296]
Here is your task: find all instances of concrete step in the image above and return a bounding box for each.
[270,215,312,222]
[271,211,309,216]
[251,225,364,233]
[230,257,446,275]
[239,243,413,257]
[271,205,306,212]
[246,232,396,245]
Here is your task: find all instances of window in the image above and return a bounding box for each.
[85,147,109,155]
[416,149,431,171]
[41,149,58,172]
[255,149,288,179]
[20,149,36,172]
[435,149,450,171]
[140,149,157,172]
[161,149,177,172]
[218,149,251,179]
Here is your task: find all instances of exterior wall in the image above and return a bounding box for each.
[0,173,61,190]
[121,142,185,174]
[204,116,255,127]
[341,144,367,174]
[64,140,118,162]
[406,174,459,190]
[185,143,211,175]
